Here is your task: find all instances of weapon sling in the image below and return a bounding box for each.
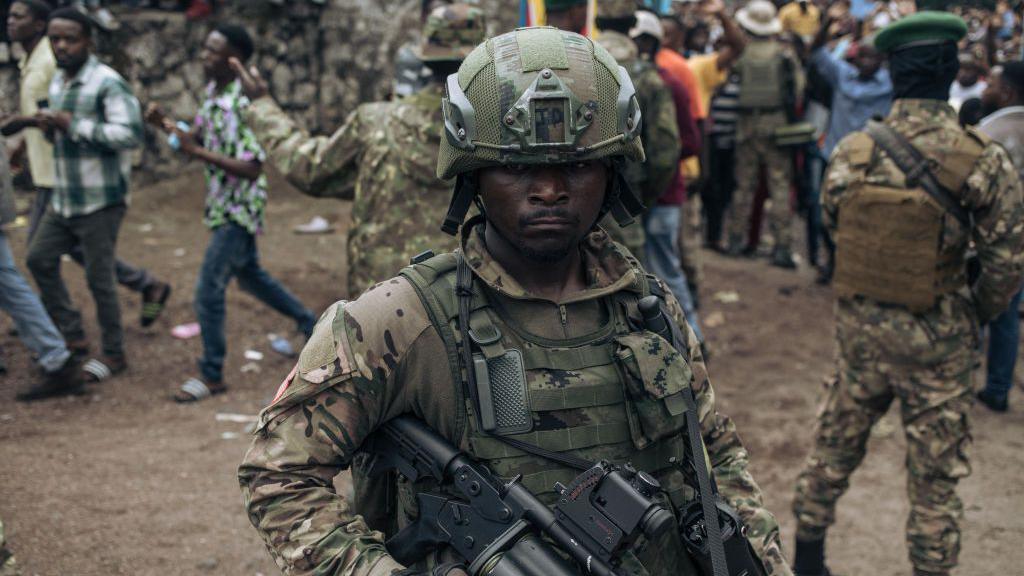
[863,121,971,228]
[453,254,729,576]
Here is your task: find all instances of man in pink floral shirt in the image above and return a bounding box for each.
[147,24,315,402]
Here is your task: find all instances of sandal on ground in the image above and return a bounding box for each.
[82,356,127,383]
[141,282,172,328]
[174,377,227,403]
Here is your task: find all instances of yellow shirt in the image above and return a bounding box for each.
[681,53,728,181]
[779,1,821,39]
[18,37,56,189]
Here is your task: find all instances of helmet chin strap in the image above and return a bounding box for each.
[441,172,479,236]
[603,160,645,227]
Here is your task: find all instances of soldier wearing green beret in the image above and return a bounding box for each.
[240,25,792,576]
[791,11,1024,576]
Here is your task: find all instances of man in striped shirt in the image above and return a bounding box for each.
[25,8,143,382]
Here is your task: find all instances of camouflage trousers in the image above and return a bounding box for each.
[0,519,17,576]
[793,298,977,575]
[727,114,793,253]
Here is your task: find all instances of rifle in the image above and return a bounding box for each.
[363,416,674,576]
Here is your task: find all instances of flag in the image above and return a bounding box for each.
[520,0,546,26]
[520,0,598,38]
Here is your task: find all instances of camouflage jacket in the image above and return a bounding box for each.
[239,224,790,576]
[243,85,456,297]
[596,31,681,208]
[824,99,1024,326]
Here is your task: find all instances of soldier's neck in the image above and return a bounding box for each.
[482,225,587,302]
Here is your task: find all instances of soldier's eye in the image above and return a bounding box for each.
[507,163,529,173]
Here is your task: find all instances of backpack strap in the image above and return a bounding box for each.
[864,121,971,228]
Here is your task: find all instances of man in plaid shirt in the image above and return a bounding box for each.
[25,8,143,382]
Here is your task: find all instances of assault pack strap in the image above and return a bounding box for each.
[864,121,971,228]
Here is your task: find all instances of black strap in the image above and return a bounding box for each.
[492,434,594,471]
[659,302,728,576]
[442,175,476,236]
[455,253,483,426]
[864,121,971,228]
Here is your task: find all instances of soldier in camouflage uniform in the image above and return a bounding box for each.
[229,4,485,298]
[791,13,1024,576]
[594,0,681,262]
[240,26,792,576]
[0,519,17,576]
[727,0,803,268]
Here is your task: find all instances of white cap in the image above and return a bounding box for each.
[629,10,664,42]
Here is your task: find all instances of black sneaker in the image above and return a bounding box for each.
[977,390,1009,413]
[771,249,798,270]
[16,356,86,402]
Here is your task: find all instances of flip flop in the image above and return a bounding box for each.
[141,282,172,328]
[82,357,126,383]
[174,377,227,403]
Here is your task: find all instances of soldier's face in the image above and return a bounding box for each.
[477,162,608,263]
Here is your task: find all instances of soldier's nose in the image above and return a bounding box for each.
[527,169,569,206]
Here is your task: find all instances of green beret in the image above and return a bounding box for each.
[874,11,968,54]
[545,0,587,11]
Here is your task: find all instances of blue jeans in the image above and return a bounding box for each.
[985,288,1023,401]
[643,205,704,342]
[195,224,316,383]
[0,232,70,373]
[805,147,835,268]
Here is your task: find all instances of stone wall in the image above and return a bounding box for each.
[0,0,517,182]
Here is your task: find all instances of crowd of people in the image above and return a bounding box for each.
[1,1,1023,576]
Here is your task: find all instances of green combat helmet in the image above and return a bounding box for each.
[414,3,488,62]
[437,26,646,235]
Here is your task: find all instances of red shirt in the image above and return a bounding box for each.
[656,67,701,205]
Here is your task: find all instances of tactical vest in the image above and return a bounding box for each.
[832,128,986,312]
[735,42,786,110]
[364,251,705,573]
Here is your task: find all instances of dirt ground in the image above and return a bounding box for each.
[0,170,1021,576]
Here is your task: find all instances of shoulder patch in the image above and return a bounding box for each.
[298,300,353,384]
[340,275,434,377]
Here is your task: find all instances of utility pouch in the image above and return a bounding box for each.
[468,310,532,436]
[679,499,766,576]
[614,332,693,448]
